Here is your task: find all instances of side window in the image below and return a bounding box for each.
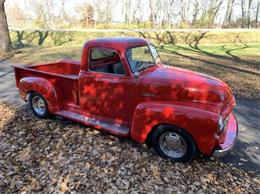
[89,48,125,75]
[91,48,114,60]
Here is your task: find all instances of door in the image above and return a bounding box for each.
[79,48,136,127]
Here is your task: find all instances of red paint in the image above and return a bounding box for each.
[13,37,238,156]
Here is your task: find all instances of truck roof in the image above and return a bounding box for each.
[83,37,150,51]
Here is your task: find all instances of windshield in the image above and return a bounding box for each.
[126,45,161,73]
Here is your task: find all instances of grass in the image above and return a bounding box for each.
[2,37,260,101]
[9,29,260,48]
[162,44,260,57]
[9,46,82,64]
[158,44,260,100]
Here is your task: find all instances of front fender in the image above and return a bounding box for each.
[130,101,219,155]
[19,77,59,113]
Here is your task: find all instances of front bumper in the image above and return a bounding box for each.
[213,112,238,157]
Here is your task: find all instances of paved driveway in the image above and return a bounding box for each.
[0,60,259,175]
[221,99,260,175]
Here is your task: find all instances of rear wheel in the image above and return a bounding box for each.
[29,92,50,118]
[151,125,196,162]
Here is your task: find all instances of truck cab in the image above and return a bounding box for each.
[14,37,238,162]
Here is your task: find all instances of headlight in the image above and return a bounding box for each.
[218,116,224,133]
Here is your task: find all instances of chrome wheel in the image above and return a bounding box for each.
[32,95,46,116]
[159,132,187,158]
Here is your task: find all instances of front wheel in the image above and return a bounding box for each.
[151,125,196,162]
[29,92,50,118]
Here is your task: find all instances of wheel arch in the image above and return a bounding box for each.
[130,101,219,156]
[18,77,59,113]
[25,90,36,101]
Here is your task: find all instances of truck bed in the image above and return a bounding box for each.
[13,59,81,105]
[26,59,80,77]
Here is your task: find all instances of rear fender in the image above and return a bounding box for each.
[130,102,219,155]
[18,77,59,113]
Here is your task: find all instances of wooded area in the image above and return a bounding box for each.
[5,0,260,29]
[1,0,260,53]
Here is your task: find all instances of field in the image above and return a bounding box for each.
[5,30,260,101]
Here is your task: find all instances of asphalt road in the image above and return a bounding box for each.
[0,60,259,175]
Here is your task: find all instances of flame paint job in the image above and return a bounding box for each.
[13,37,238,156]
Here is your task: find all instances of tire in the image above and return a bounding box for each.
[29,92,50,118]
[151,125,196,162]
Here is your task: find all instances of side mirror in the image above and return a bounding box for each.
[134,72,140,79]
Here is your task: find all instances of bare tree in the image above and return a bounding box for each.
[29,0,60,45]
[223,0,235,27]
[192,0,200,26]
[6,3,28,28]
[195,0,223,28]
[0,0,12,53]
[161,0,176,28]
[241,0,245,27]
[180,0,191,22]
[247,0,253,27]
[60,0,70,24]
[256,0,260,27]
[132,0,141,27]
[122,0,132,25]
[75,3,95,28]
[208,0,224,26]
[3,0,260,30]
[149,0,156,28]
[148,0,163,28]
[241,0,253,28]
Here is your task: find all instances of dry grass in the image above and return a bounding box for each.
[7,46,82,64]
[3,43,260,101]
[159,45,260,100]
[10,30,260,47]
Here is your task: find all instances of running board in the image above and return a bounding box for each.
[56,110,129,136]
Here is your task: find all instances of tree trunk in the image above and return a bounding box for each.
[247,0,253,28]
[256,0,260,28]
[0,0,12,52]
[223,0,235,27]
[241,0,245,28]
[192,0,199,26]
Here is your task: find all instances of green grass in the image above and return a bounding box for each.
[161,44,260,57]
[10,30,260,48]
[7,43,259,101]
[4,30,260,101]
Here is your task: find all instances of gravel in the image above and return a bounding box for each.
[0,101,259,193]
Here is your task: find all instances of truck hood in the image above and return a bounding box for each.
[140,65,235,113]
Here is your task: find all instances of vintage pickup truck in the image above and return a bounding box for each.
[14,37,238,162]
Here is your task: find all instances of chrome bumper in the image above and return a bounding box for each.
[213,113,239,157]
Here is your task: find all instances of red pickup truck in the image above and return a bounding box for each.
[14,37,238,162]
